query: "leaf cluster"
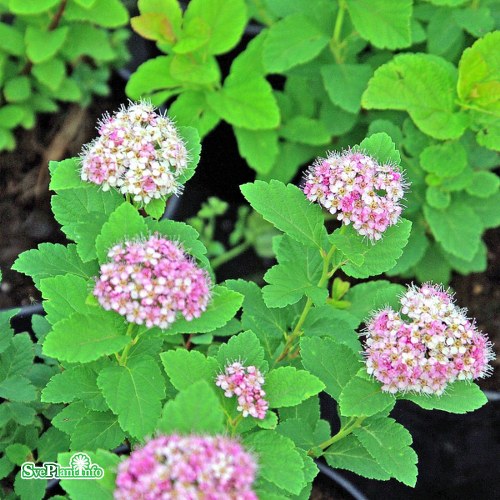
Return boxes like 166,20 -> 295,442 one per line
128,0 -> 499,282
5,131 -> 491,498
0,0 -> 130,152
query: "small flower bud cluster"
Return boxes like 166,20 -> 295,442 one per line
364,283 -> 494,395
94,234 -> 211,329
216,361 -> 268,420
114,434 -> 257,500
303,150 -> 407,241
81,101 -> 188,204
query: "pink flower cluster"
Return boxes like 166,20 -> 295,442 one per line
303,150 -> 407,241
115,434 -> 257,500
81,101 -> 188,205
216,362 -> 268,420
94,234 -> 211,329
364,283 -> 494,395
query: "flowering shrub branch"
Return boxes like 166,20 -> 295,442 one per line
5,103 -> 494,498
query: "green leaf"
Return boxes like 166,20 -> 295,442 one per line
64,0 -> 129,27
0,402 -> 36,426
4,76 -> 31,102
225,280 -> 287,359
280,116 -> 331,145
32,58 -> 66,91
442,240 -> 487,275
0,309 -> 16,354
325,434 -> 391,480
164,285 -> 243,334
14,471 -> 46,500
42,365 -> 107,412
339,373 -> 395,416
368,120 -> 403,148
427,9 -> 463,57
414,242 -> 452,284
25,26 -> 68,64
0,375 -> 36,402
37,428 -> 70,462
141,199 -> 165,219
463,191 -> 500,229
466,171 -> 500,198
263,235 -> 327,308
217,330 -> 266,369
0,333 -> 34,379
322,63 -> 372,113
97,356 -> 165,439
356,132 -> 401,165
52,402 -> 88,435
169,92 -> 220,138
353,417 -> 418,486
131,12 -> 178,44
159,380 -> 225,434
49,158 -> 84,191
234,128 -> 279,175
426,186 -> 451,209
160,349 -> 218,390
244,431 -> 305,494
182,0 -> 247,55
265,366 -> 324,408
345,0 -> 412,49
206,74 -> 280,130
276,418 -> 317,451
13,243 -> 98,288
345,281 -> 405,325
170,53 -> 220,84
403,381 -> 487,413
176,125 -> 201,185
420,142 -> 467,177
40,274 -> 92,325
453,7 -> 494,37
0,22 -> 25,56
458,31 -> 500,114
6,443 -> 31,466
95,203 -> 148,262
300,337 -> 361,400
61,24 -> 117,61
363,53 -> 468,140
59,450 -> 120,500
330,219 -> 412,278
301,306 -> 361,353
125,56 -> 178,100
279,396 -> 321,427
51,186 -> 123,261
9,0 -> 59,14
241,180 -> 327,249
263,13 -> 329,72
43,312 -> 129,363
259,142 -> 318,184
424,200 -> 482,260
386,221 -> 429,275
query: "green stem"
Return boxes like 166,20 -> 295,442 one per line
458,101 -> 500,117
311,417 -> 366,456
333,1 -> 346,44
330,0 -> 347,63
118,324 -> 137,366
211,240 -> 252,270
275,244 -> 337,363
